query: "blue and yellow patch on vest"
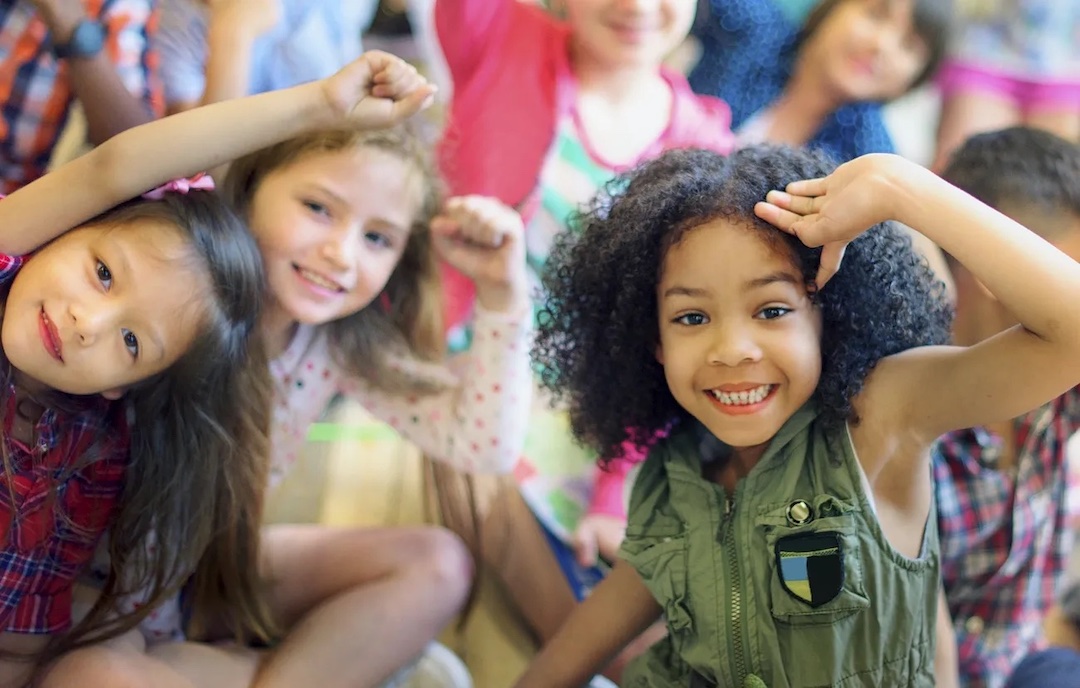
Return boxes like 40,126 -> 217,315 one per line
775,532 -> 844,608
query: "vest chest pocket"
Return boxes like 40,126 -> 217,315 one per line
622,527 -> 693,645
755,495 -> 870,626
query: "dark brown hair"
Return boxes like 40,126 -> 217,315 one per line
798,0 -> 953,94
18,190 -> 277,675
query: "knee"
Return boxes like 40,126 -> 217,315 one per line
409,526 -> 473,602
41,647 -> 145,688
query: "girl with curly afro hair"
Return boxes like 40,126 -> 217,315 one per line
516,145 -> 1080,688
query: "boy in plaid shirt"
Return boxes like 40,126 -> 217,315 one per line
934,126 -> 1080,688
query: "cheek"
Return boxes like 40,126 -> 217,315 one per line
358,250 -> 404,295
891,52 -> 924,91
251,205 -> 302,255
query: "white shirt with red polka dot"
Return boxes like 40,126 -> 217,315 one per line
268,305 -> 532,485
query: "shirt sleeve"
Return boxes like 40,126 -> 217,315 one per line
342,306 -> 533,474
688,0 -> 794,128
434,0 -> 515,89
1058,386 -> 1080,435
587,437 -> 660,518
153,0 -> 209,107
0,252 -> 25,288
101,0 -> 164,116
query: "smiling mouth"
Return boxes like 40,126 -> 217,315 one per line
39,309 -> 63,363
707,384 -> 775,406
292,264 -> 346,293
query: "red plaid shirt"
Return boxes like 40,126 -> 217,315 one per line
0,0 -> 162,193
0,253 -> 130,634
934,388 -> 1080,688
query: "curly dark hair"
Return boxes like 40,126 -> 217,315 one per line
942,126 -> 1080,232
534,146 -> 953,462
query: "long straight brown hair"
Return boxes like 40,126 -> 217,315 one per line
227,123 -> 494,624
10,191 -> 278,679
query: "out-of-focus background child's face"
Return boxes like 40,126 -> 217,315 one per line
799,0 -> 930,103
563,0 -> 699,69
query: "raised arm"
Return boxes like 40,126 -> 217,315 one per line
32,0 -> 158,144
434,0 -> 513,87
348,195 -> 533,474
0,51 -> 434,255
201,0 -> 280,107
757,154 -> 1080,442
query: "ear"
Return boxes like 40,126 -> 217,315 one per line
100,387 -> 126,401
655,343 -> 664,366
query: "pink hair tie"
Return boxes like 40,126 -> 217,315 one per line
142,173 -> 215,200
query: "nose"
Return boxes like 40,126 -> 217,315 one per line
706,320 -> 763,368
319,226 -> 358,272
869,21 -> 906,59
69,297 -> 121,346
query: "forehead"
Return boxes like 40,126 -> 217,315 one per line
661,219 -> 799,284
269,148 -> 425,212
823,0 -> 914,27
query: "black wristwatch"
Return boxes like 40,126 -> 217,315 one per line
52,20 -> 106,60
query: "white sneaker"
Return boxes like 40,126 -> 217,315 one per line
381,643 -> 473,688
589,677 -> 618,688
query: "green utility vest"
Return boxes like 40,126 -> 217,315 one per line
620,404 -> 938,687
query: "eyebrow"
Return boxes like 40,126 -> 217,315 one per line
109,241 -> 166,363
305,184 -> 411,237
662,285 -> 710,299
305,183 -> 350,209
744,271 -> 802,292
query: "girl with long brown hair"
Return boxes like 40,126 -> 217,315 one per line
44,88 -> 534,688
0,50 -> 438,688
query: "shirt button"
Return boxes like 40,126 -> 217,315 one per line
965,616 -> 985,635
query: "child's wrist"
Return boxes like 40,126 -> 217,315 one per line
874,155 -> 933,227
295,81 -> 343,130
475,281 -> 529,315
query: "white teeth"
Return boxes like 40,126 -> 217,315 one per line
297,267 -> 341,292
709,384 -> 773,406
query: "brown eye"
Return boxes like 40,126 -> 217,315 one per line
96,260 -> 113,288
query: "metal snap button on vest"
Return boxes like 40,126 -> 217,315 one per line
786,500 -> 814,526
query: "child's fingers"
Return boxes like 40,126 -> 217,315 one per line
815,243 -> 848,288
388,83 -> 437,119
372,59 -> 422,91
371,67 -> 429,100
765,190 -> 818,216
430,215 -> 460,237
754,201 -> 807,233
573,528 -> 599,568
361,51 -> 400,82
444,196 -> 522,248
786,177 -> 828,197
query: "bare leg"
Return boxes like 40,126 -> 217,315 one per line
481,487 -> 664,683
932,90 -> 1020,172
37,629 -> 221,688
251,524 -> 472,688
0,633 -> 49,688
